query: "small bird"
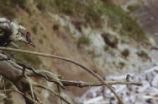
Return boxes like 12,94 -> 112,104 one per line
0,18 -> 34,47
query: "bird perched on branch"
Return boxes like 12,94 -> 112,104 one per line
0,18 -> 34,47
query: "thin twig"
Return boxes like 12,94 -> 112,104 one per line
27,69 -> 142,88
57,84 -> 62,104
61,80 -> 142,87
0,47 -> 123,104
33,83 -> 71,104
26,76 -> 36,102
28,69 -> 142,87
4,78 -> 39,104
17,63 -> 64,88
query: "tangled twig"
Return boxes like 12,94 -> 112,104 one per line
0,47 -> 130,104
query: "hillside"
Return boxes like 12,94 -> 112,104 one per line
0,0 -> 157,104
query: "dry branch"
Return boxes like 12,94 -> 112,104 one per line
61,80 -> 142,87
27,68 -> 142,87
25,66 -> 142,88
0,53 -> 70,104
0,47 -> 124,104
0,53 -> 35,103
0,51 -> 143,104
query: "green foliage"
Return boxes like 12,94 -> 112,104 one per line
12,53 -> 42,68
37,0 -> 46,11
36,0 -> 53,11
5,45 -> 42,69
0,0 -> 146,41
53,0 -> 76,15
120,15 -> 146,41
54,0 -> 145,41
37,0 -> 146,41
85,1 -> 104,26
5,43 -> 42,68
103,3 -> 146,41
37,0 -> 104,26
78,35 -> 91,44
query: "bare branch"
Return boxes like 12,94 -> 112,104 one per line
61,80 -> 142,87
26,76 -> 36,102
26,67 -> 142,87
0,47 -> 124,104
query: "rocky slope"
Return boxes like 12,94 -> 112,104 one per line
0,0 -> 158,104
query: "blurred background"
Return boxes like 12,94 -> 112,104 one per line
0,0 -> 158,104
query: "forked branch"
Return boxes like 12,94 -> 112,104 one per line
0,47 -> 125,104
